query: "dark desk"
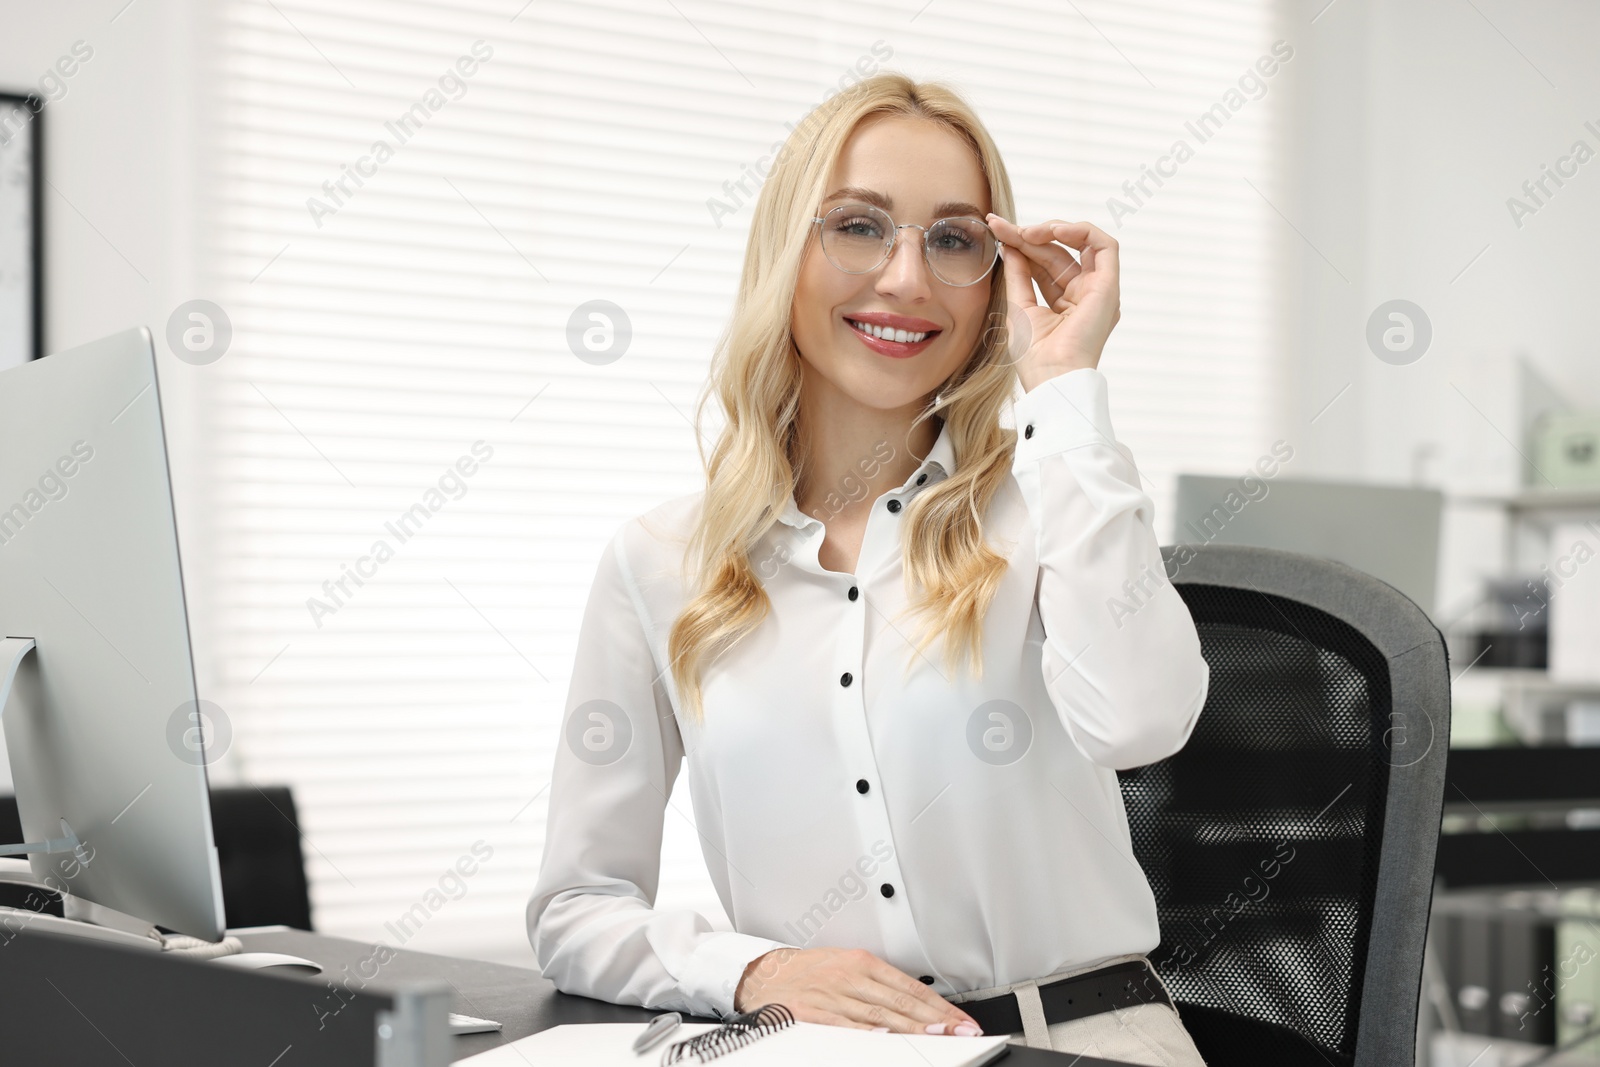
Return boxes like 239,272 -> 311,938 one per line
236,927 -> 1139,1065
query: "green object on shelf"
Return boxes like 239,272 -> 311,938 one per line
1533,412 -> 1600,488
1450,699 -> 1519,747
1556,887 -> 1600,1058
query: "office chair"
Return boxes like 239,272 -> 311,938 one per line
210,785 -> 314,930
1116,544 -> 1450,1067
0,785 -> 313,931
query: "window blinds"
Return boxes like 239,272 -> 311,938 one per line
199,0 -> 1283,965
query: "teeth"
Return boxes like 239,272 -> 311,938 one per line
848,319 -> 930,344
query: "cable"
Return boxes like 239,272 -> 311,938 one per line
160,933 -> 244,959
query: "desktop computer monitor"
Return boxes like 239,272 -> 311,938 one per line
1171,472 -> 1444,618
0,327 -> 225,941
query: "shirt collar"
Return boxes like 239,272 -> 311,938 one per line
776,419 -> 955,531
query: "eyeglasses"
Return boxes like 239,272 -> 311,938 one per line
809,202 -> 1000,287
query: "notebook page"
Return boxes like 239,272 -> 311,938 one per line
451,1023 -> 722,1065
702,1020 -> 1011,1066
452,1021 -> 1011,1067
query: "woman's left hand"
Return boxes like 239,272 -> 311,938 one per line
985,214 -> 1121,391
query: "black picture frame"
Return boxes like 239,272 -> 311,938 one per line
0,90 -> 44,364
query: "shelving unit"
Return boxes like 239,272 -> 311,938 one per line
1425,488 -> 1600,1065
1449,487 -> 1600,583
1451,668 -> 1600,747
1444,487 -> 1600,747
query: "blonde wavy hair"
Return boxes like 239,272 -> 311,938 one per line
667,72 -> 1023,724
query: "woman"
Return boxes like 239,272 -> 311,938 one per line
528,72 -> 1210,1065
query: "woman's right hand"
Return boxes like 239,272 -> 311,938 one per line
733,947 -> 983,1036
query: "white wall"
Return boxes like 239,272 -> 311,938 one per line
1280,0 -> 1600,624
0,0 -> 213,789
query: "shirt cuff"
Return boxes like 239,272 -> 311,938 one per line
678,931 -> 796,1020
1012,367 -> 1118,463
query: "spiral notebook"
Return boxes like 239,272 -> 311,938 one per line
452,1004 -> 1012,1066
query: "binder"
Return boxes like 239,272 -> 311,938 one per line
1450,911 -> 1495,1036
1494,910 -> 1556,1044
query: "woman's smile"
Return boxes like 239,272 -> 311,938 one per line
841,310 -> 944,359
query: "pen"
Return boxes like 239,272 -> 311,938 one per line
633,1012 -> 682,1053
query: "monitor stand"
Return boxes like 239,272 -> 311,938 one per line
0,872 -> 165,951
0,637 -> 165,952
0,636 -> 34,732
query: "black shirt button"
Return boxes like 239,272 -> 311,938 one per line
847,585 -> 858,601
1024,424 -> 1034,439
856,779 -> 869,794
916,473 -> 927,486
840,672 -> 853,687
886,499 -> 902,514
880,883 -> 895,898
920,975 -> 934,984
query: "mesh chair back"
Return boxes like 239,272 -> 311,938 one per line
1118,545 -> 1449,1067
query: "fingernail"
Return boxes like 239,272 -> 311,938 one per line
871,1026 -> 890,1032
954,1023 -> 981,1036
925,1022 -> 947,1034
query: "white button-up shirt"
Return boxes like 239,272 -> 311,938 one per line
527,367 -> 1210,1022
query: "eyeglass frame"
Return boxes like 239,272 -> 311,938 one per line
808,201 -> 1002,288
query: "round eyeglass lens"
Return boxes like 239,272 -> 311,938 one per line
817,203 -> 998,286
925,217 -> 999,286
818,203 -> 895,273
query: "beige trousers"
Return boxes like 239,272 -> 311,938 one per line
944,952 -> 1208,1066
